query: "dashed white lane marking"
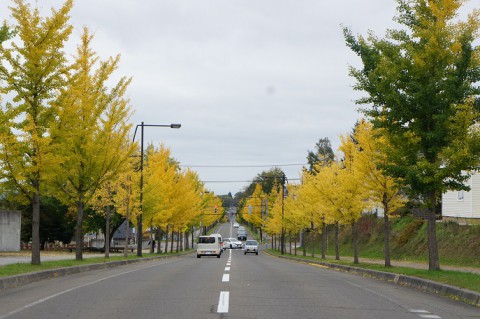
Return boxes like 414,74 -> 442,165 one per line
410,310 -> 429,313
222,274 -> 230,282
409,310 -> 441,319
225,267 -> 230,271
218,291 -> 229,313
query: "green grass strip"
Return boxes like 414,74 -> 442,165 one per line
0,251 -> 190,278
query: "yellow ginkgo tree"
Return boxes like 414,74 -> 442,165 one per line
50,27 -> 134,260
142,144 -> 223,252
112,164 -> 140,257
338,131 -> 373,264
241,184 -> 267,238
0,0 -> 73,265
351,120 -> 407,267
311,162 -> 344,260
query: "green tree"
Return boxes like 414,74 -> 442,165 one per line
344,0 -> 480,270
306,137 -> 335,173
0,0 -> 73,264
0,21 -> 15,43
21,196 -> 75,248
50,27 -> 134,260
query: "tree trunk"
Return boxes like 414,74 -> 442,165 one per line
124,203 -> 130,258
334,222 -> 340,260
104,205 -> 111,258
31,185 -> 41,265
427,191 -> 440,270
311,230 -> 315,258
294,234 -> 297,256
164,225 -> 169,254
156,228 -> 162,254
192,227 -> 195,249
170,228 -> 174,253
302,230 -> 306,256
321,222 -> 327,259
150,223 -> 155,254
352,221 -> 359,264
75,197 -> 85,260
289,232 -> 292,254
176,227 -> 180,253
383,193 -> 391,267
184,231 -> 188,250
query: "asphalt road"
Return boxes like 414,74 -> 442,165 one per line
0,223 -> 478,319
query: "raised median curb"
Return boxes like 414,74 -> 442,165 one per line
265,251 -> 480,307
0,251 -> 194,291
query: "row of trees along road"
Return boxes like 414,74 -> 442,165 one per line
343,0 -> 480,270
239,123 -> 405,268
141,145 -> 223,253
239,1 -> 480,271
0,0 -> 135,264
0,1 -> 224,264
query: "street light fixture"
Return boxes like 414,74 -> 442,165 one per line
132,121 -> 181,256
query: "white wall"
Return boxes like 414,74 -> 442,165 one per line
442,173 -> 480,219
0,210 -> 21,252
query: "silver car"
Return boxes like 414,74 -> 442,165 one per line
244,240 -> 258,255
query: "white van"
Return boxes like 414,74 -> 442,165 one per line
197,235 -> 222,258
210,233 -> 224,252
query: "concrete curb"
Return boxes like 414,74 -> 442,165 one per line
0,251 -> 194,291
265,251 -> 480,307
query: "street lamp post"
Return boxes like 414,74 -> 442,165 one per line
132,122 -> 181,256
281,173 -> 286,255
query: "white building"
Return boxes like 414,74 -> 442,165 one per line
442,173 -> 480,225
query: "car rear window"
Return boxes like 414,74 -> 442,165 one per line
245,240 -> 257,245
199,237 -> 216,244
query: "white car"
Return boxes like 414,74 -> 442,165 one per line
233,223 -> 239,228
223,238 -> 243,249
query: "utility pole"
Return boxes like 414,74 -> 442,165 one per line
281,173 -> 286,255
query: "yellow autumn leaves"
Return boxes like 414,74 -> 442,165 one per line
141,145 -> 223,237
247,121 -> 406,263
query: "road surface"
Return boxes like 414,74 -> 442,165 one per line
0,223 -> 478,319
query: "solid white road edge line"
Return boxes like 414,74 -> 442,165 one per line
217,291 -> 229,313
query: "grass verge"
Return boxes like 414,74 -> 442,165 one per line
266,249 -> 480,293
0,251 -> 191,278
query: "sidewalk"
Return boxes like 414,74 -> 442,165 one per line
0,251 -> 123,266
332,256 -> 480,275
282,249 -> 480,275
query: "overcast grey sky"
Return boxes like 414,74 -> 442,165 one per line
1,1 -> 477,195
